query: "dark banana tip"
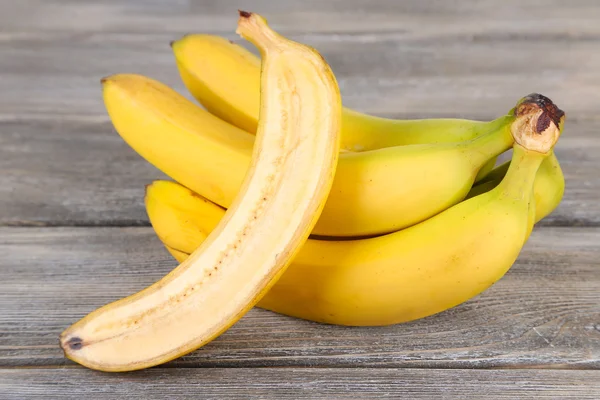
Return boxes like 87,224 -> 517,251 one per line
515,93 -> 565,134
238,10 -> 252,18
171,33 -> 193,48
61,336 -> 83,351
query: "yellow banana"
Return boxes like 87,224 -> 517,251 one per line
146,181 -> 223,258
466,151 -> 564,223
59,12 -> 342,371
153,147 -> 563,264
172,34 -> 504,151
172,33 -> 500,180
148,94 -> 564,326
104,73 -> 527,237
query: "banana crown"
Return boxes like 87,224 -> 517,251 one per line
510,93 -> 565,154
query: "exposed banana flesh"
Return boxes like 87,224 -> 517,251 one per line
59,11 -> 342,371
147,95 -> 564,326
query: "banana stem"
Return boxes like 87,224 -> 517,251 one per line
236,11 -> 280,54
478,159 -> 510,184
496,145 -> 545,201
462,115 -> 514,168
493,93 -> 565,203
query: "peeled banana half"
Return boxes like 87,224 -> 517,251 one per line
60,12 -> 342,372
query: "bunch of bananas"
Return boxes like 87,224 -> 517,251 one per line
105,25 -> 565,327
60,11 -> 565,372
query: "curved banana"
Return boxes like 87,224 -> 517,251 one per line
104,73 -> 528,237
173,34 -> 503,151
466,151 -> 564,223
148,94 -> 564,326
59,12 -> 342,371
146,181 -> 223,256
172,33 -> 500,180
154,147 -> 563,271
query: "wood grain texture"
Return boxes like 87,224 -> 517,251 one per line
1,226 -> 599,369
1,368 -> 600,400
1,18 -> 600,119
0,119 -> 167,226
3,0 -> 600,36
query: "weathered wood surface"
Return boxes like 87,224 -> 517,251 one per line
2,3 -> 600,119
4,0 -> 600,36
1,226 -> 599,369
0,119 -> 167,226
2,368 -> 600,400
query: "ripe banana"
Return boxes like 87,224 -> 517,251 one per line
172,33 -> 501,179
172,34 -> 505,152
104,72 -> 528,236
148,94 -> 564,327
59,11 -> 342,371
467,152 -> 564,222
149,145 -> 564,269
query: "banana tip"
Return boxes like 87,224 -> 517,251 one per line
171,34 -> 193,49
63,336 -> 84,351
238,10 -> 252,18
144,182 -> 154,196
59,331 -> 84,363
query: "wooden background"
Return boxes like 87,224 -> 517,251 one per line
1,1 -> 599,398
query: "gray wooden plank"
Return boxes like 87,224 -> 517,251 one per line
2,0 -> 600,36
1,368 -> 600,400
1,117 -> 597,226
0,119 -> 166,226
1,226 -> 599,369
1,26 -> 600,118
